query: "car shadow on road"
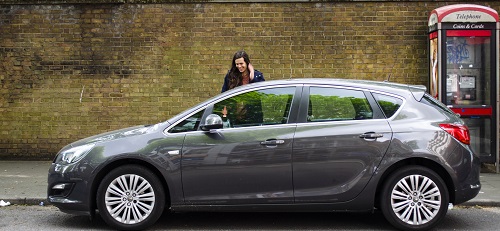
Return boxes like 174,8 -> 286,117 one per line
54,207 -> 490,231
152,210 -> 396,230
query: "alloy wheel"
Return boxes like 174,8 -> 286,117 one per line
390,174 -> 441,225
104,174 -> 156,224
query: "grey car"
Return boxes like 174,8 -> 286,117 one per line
47,79 -> 481,231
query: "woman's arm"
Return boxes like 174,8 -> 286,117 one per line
248,63 -> 255,81
251,70 -> 265,83
221,73 -> 230,93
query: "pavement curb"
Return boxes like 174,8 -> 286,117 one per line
4,198 -> 48,206
460,201 -> 500,207
3,198 -> 500,208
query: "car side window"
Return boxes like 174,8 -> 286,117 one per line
372,93 -> 403,118
168,110 -> 204,133
213,87 -> 295,128
308,87 -> 373,122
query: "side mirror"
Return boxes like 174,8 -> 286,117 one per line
200,114 -> 223,131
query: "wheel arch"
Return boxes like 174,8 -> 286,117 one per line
89,158 -> 171,214
374,157 -> 455,208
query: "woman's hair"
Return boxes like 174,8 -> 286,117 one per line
228,50 -> 251,90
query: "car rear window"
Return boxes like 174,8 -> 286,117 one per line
372,93 -> 403,118
420,94 -> 456,117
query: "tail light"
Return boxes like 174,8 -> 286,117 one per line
439,123 -> 470,145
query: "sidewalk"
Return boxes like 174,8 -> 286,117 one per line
0,161 -> 499,207
0,161 -> 50,205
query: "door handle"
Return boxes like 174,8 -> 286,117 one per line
260,139 -> 285,145
167,150 -> 180,155
359,133 -> 383,139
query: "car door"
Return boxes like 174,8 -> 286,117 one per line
292,86 -> 392,203
180,86 -> 300,205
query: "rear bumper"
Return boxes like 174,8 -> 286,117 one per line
453,148 -> 482,205
454,182 -> 481,205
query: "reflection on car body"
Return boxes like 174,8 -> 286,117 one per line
48,79 -> 481,231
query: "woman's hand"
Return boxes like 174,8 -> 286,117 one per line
248,63 -> 255,81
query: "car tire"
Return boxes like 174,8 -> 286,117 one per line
380,166 -> 449,231
96,165 -> 165,230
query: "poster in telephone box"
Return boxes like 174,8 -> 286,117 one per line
428,4 -> 499,165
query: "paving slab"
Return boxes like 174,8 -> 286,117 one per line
0,161 -> 51,205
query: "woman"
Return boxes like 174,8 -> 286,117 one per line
221,51 -> 265,93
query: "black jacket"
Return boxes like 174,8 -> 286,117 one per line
221,70 -> 265,93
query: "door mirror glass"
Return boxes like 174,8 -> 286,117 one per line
200,114 -> 223,131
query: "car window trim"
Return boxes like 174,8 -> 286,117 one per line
166,84 -> 303,134
368,90 -> 407,120
286,85 -> 303,124
206,86 -> 300,128
164,107 -> 208,135
364,91 -> 387,120
294,117 -> 390,128
299,84 -> 382,123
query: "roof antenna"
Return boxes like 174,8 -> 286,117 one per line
289,42 -> 293,79
384,39 -> 398,82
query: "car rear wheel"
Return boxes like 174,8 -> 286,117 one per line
380,166 -> 449,231
96,165 -> 165,230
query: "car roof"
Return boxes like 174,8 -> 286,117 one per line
228,78 -> 427,100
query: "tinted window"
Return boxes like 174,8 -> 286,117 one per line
213,87 -> 295,128
373,93 -> 403,118
308,87 -> 373,122
421,94 -> 456,117
168,110 -> 204,133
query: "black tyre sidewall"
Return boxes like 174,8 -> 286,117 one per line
96,165 -> 165,231
380,166 -> 449,231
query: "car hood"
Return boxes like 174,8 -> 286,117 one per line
68,121 -> 171,148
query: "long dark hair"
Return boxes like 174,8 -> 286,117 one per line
228,50 -> 251,90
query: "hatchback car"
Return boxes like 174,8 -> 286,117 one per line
48,79 -> 481,231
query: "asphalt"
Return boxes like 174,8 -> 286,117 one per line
1,161 -> 500,207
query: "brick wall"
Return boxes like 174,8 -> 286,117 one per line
1,1 -> 499,159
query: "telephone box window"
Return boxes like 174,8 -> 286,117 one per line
445,36 -> 491,106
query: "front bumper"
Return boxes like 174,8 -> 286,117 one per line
47,163 -> 93,215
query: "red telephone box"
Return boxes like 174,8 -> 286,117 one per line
428,4 -> 499,167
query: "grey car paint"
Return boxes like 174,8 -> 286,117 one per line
181,124 -> 297,204
47,78 -> 481,226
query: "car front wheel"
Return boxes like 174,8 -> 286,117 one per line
97,165 -> 165,230
380,166 -> 449,231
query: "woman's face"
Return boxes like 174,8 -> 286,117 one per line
235,57 -> 247,73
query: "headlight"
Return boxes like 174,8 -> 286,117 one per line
56,143 -> 95,165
